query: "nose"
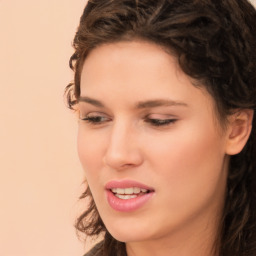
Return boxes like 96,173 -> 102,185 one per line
103,121 -> 143,171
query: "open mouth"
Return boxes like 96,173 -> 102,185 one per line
110,187 -> 151,200
105,180 -> 155,211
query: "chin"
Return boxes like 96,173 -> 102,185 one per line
109,230 -> 149,243
103,217 -> 156,243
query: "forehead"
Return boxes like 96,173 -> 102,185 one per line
81,40 -> 176,82
81,41 -> 188,93
81,40 -> 216,113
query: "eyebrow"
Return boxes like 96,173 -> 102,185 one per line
136,99 -> 188,109
78,96 -> 105,107
78,96 -> 188,109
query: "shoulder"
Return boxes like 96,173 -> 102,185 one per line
83,241 -> 103,256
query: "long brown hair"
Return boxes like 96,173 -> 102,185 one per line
66,0 -> 256,255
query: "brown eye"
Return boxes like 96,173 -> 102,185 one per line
81,115 -> 111,125
144,118 -> 177,126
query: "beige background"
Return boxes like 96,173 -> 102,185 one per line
0,0 -> 88,255
0,0 -> 255,256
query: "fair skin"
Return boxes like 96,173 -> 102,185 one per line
77,41 -> 252,256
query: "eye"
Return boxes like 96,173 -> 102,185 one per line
144,116 -> 178,127
80,113 -> 111,125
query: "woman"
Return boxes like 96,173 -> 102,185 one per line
66,0 -> 256,255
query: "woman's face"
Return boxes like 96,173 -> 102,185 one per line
77,41 -> 230,246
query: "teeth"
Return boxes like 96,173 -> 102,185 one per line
133,187 -> 140,193
111,187 -> 148,195
124,188 -> 134,194
116,188 -> 125,194
115,194 -> 137,200
111,188 -> 117,193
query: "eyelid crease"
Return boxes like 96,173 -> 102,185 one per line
79,111 -> 108,118
146,113 -> 178,118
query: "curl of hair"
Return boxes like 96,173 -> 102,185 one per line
65,0 -> 256,255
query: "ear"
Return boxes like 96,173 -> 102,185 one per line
225,109 -> 254,155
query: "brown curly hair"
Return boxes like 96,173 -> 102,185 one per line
65,0 -> 256,255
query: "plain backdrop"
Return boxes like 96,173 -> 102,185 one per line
0,0 -> 255,256
0,0 -> 88,255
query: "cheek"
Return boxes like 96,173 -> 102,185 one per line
77,127 -> 104,178
77,128 -> 107,205
142,126 -> 227,229
145,124 -> 226,196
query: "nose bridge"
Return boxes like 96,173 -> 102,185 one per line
104,119 -> 142,169
110,119 -> 130,149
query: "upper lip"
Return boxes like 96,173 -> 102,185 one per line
105,179 -> 155,191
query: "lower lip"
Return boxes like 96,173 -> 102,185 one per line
106,190 -> 154,212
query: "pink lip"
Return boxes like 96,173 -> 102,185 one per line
105,180 -> 154,191
105,180 -> 155,212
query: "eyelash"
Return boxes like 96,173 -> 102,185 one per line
81,115 -> 177,127
144,118 -> 177,126
81,116 -> 110,124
